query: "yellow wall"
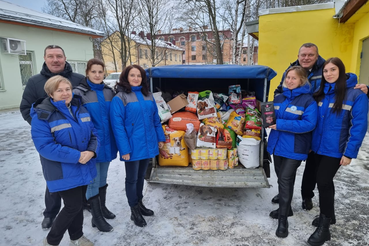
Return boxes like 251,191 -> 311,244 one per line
258,8 -> 355,100
349,3 -> 369,75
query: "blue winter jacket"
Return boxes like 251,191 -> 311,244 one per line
267,83 -> 318,160
31,96 -> 98,192
73,78 -> 117,163
312,73 -> 368,159
110,86 -> 166,161
274,56 -> 326,96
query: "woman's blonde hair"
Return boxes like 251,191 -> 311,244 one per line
44,75 -> 72,97
282,66 -> 309,88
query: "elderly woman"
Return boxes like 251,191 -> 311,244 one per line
31,75 -> 98,246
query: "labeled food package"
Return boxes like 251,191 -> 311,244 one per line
230,103 -> 245,116
168,112 -> 200,131
213,93 -> 229,110
208,149 -> 218,160
202,160 -> 210,170
243,128 -> 261,141
228,85 -> 241,104
260,102 -> 276,127
159,125 -> 189,166
153,92 -> 172,123
228,149 -> 237,169
225,111 -> 245,135
237,136 -> 260,169
191,148 -> 202,160
217,148 -> 227,160
192,159 -> 202,170
203,117 -> 224,129
185,92 -> 199,113
197,123 -> 217,148
244,108 -> 262,130
218,160 -> 228,170
242,96 -> 257,109
210,160 -> 219,170
197,90 -> 217,120
224,127 -> 237,148
167,94 -> 189,114
216,128 -> 233,149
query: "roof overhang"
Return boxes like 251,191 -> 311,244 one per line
245,20 -> 259,40
334,0 -> 369,23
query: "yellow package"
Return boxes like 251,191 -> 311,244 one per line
203,117 -> 224,129
159,125 -> 189,166
225,111 -> 245,135
210,160 -> 219,170
202,160 -> 210,170
192,160 -> 202,170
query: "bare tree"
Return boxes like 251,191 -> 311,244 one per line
137,0 -> 173,67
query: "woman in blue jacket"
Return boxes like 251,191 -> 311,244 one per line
73,59 -> 117,232
307,57 -> 368,246
31,75 -> 97,246
267,66 -> 317,238
110,65 -> 165,227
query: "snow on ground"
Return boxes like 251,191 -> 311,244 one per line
0,109 -> 368,246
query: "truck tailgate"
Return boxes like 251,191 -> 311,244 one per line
148,166 -> 270,188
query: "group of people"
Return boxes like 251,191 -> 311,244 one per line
20,45 -> 164,246
20,43 -> 368,246
267,43 -> 368,246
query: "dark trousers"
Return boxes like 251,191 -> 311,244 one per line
43,186 -> 61,218
125,159 -> 150,207
46,186 -> 85,245
301,151 -> 317,199
315,154 -> 340,218
274,155 -> 301,216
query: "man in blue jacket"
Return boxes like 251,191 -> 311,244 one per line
20,45 -> 84,230
272,43 -> 369,214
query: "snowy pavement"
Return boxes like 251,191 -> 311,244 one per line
1,109 -> 368,246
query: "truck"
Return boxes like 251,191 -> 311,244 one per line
145,65 -> 277,188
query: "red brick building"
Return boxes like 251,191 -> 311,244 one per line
155,27 -> 233,64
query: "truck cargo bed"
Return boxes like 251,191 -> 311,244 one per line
148,166 -> 270,188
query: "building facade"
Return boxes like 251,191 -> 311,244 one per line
0,0 -> 103,110
101,32 -> 184,74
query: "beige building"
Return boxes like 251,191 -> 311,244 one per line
101,32 -> 184,74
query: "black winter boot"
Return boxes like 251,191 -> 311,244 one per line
276,215 -> 288,238
312,214 -> 336,227
131,204 -> 147,227
138,200 -> 154,216
99,184 -> 116,219
89,195 -> 113,232
307,214 -> 331,246
269,207 -> 293,219
271,194 -> 279,204
302,198 -> 313,210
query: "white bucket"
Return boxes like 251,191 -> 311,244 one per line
237,137 -> 260,168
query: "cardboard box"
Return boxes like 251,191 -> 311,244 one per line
167,94 -> 189,114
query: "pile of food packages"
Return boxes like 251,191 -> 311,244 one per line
154,85 -> 275,171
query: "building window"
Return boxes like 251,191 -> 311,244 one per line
191,35 -> 196,42
191,46 -> 196,51
156,51 -> 159,59
145,49 -> 148,59
243,49 -> 247,54
180,41 -> 185,46
139,49 -> 143,59
175,54 -> 177,61
202,45 -> 206,51
202,54 -> 207,60
159,37 -> 164,41
169,36 -> 175,43
219,34 -> 224,40
69,61 -> 87,74
170,53 -> 172,61
191,55 -> 196,60
243,57 -> 246,62
19,52 -> 35,86
201,34 -> 207,41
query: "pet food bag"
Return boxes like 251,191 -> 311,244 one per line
197,90 -> 217,120
228,85 -> 241,104
237,136 -> 260,169
168,112 -> 201,131
260,102 -> 276,127
197,123 -> 217,148
185,92 -> 199,113
159,125 -> 189,166
225,111 -> 245,135
153,92 -> 172,123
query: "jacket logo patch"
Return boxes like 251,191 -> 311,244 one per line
51,123 -> 72,133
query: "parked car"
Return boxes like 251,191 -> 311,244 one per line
103,72 -> 120,88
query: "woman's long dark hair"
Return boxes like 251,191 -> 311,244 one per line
115,65 -> 149,96
313,57 -> 347,114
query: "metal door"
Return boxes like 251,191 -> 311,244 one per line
359,38 -> 369,132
